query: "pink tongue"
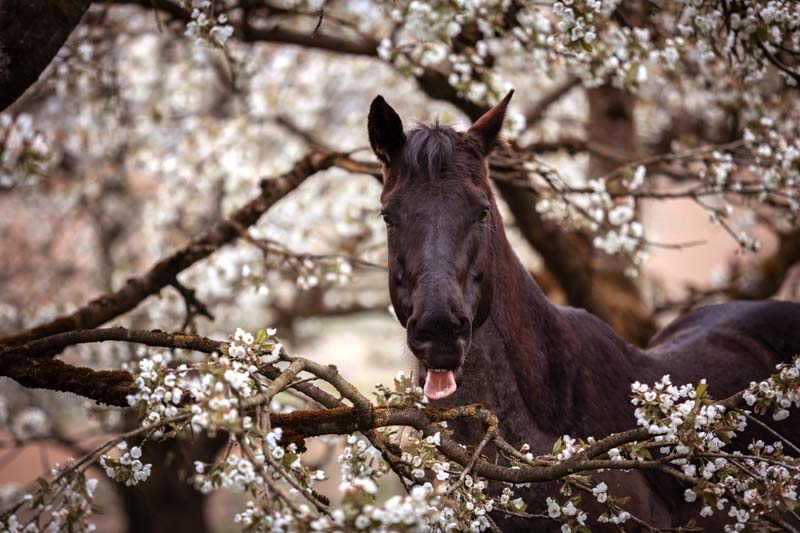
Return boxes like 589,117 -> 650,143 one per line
424,370 -> 457,400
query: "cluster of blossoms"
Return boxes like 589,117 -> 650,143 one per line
292,257 -> 353,291
541,465 -> 635,527
215,429 -> 326,529
401,430 -> 448,481
631,375 -> 743,453
339,435 -> 388,494
535,166 -> 648,271
537,1 -> 669,89
526,1 -> 800,90
544,495 -> 588,531
9,407 -> 50,442
628,360 -> 800,530
331,433 -> 521,531
341,483 -> 441,531
224,431 -> 491,532
125,327 -> 282,434
124,350 -> 184,425
376,0 -> 676,99
741,105 -> 800,213
0,467 -> 99,532
699,151 -> 738,192
0,113 -> 51,189
679,436 -> 800,533
550,434 -> 590,462
181,0 -> 234,48
99,442 -> 152,486
678,1 -> 800,85
743,356 -> 800,421
586,481 -> 630,526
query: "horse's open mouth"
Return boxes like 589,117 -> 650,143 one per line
420,365 -> 463,400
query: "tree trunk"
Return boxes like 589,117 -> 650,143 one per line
0,0 -> 91,111
584,86 -> 657,346
114,433 -> 226,533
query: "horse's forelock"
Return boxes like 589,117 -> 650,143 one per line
399,124 -> 473,180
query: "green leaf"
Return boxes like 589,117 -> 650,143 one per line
552,436 -> 563,454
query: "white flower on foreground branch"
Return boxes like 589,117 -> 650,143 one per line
1,327 -> 799,532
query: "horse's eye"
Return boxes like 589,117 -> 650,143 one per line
477,207 -> 490,222
382,214 -> 394,228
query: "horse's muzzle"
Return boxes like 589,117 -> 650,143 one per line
410,337 -> 467,400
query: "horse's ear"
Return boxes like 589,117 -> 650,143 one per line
466,89 -> 514,156
368,95 -> 406,165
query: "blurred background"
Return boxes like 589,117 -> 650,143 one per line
0,0 -> 798,530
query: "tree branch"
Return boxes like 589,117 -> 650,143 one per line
0,353 -> 134,406
0,326 -> 223,359
0,148 -> 343,347
524,77 -> 580,127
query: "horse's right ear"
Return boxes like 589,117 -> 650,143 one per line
368,95 -> 405,165
466,89 -> 513,156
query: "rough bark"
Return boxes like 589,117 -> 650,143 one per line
0,352 -> 134,405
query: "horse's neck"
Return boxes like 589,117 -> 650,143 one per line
466,238 -> 652,447
453,314 -> 555,450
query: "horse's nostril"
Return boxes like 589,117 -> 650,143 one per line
448,304 -> 460,319
408,339 -> 432,356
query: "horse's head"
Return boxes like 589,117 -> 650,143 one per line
367,91 -> 513,400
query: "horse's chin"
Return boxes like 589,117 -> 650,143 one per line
419,364 -> 464,400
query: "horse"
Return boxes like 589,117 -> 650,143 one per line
366,90 -> 800,531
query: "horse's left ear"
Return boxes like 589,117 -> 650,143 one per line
368,95 -> 406,165
466,89 -> 514,156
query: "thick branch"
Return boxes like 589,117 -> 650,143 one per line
0,327 -> 224,406
0,326 -> 223,359
0,354 -> 134,406
243,26 -> 379,56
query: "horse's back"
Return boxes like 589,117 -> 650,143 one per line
646,300 -> 800,397
650,299 -> 800,354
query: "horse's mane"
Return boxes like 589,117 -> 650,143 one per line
400,123 -> 462,179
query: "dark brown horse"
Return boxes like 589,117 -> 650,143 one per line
367,90 -> 800,531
